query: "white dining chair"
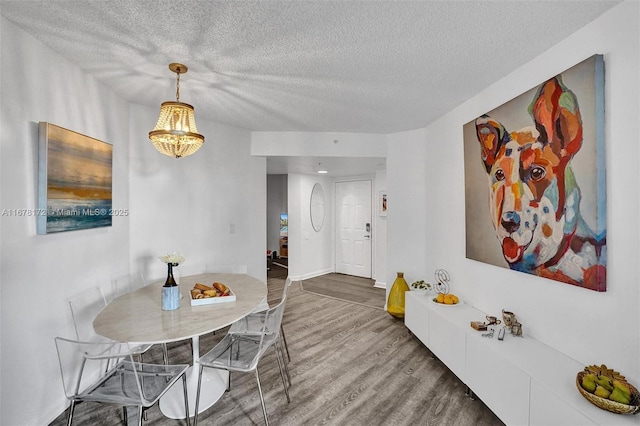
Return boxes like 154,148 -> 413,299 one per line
112,271 -> 147,300
69,286 -> 167,366
68,287 -> 111,342
228,277 -> 293,383
54,337 -> 190,426
194,294 -> 290,426
111,273 -> 170,365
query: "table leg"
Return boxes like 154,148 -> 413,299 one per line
124,406 -> 140,424
159,336 -> 229,419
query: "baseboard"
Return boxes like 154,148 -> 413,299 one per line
42,398 -> 69,426
288,268 -> 333,282
374,281 -> 386,289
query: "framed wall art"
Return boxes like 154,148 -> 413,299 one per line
463,55 -> 606,291
37,122 -> 113,234
379,191 -> 387,217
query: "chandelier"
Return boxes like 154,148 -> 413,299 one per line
148,63 -> 204,158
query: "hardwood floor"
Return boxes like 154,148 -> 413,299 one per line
267,259 -> 288,279
301,273 -> 385,309
50,275 -> 504,426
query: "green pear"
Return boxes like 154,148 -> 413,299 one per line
581,374 -> 597,393
612,379 -> 632,398
594,385 -> 611,399
609,387 -> 632,405
596,375 -> 614,392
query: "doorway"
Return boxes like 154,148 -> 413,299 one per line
335,179 -> 372,278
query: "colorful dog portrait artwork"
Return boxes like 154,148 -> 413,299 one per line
463,55 -> 606,291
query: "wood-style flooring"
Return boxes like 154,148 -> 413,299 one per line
301,273 -> 385,309
50,273 -> 504,426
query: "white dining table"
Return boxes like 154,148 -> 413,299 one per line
93,272 -> 267,419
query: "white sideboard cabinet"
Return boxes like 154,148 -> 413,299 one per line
404,291 -> 638,426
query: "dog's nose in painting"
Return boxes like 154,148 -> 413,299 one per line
501,212 -> 520,233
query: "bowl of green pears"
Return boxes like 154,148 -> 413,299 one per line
577,364 -> 640,415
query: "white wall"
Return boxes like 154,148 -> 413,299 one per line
287,173 -> 334,280
0,17 -> 268,425
0,18 -> 130,425
270,170 -> 386,284
252,131 -> 387,157
386,127 -> 429,290
3,3 -> 636,424
253,131 -> 388,283
387,2 -> 640,383
128,103 -> 266,283
374,169 -> 387,288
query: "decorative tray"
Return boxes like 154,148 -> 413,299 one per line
189,282 -> 236,306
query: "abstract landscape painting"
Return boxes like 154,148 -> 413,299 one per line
38,123 -> 112,234
463,55 -> 606,291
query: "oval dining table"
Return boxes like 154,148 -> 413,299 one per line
93,272 -> 267,419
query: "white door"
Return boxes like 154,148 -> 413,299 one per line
335,180 -> 372,278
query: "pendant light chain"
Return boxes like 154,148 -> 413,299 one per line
175,68 -> 181,102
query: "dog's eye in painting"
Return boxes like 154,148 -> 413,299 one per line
494,169 -> 505,181
529,166 -> 545,182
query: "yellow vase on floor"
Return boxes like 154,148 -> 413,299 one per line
387,272 -> 409,318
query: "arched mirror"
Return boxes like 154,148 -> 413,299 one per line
310,183 -> 325,232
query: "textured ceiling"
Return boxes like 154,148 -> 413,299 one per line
0,1 -> 620,175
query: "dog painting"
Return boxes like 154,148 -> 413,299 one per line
464,55 -> 606,291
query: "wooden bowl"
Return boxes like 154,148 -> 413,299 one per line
576,371 -> 640,415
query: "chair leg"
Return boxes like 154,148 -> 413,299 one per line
137,353 -> 148,413
137,406 -> 143,426
227,343 -> 233,391
194,365 -> 205,426
275,339 -> 291,389
66,400 -> 76,426
162,343 -> 169,366
274,343 -> 291,403
254,368 -> 269,426
280,325 -> 291,363
182,373 -> 191,426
